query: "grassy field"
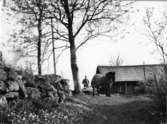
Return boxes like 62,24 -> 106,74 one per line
6,94 -> 161,124
71,94 -> 161,124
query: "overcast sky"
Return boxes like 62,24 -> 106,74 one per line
1,1 -> 167,89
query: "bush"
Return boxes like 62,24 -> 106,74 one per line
145,66 -> 167,121
10,98 -> 59,114
150,77 -> 166,117
134,82 -> 146,95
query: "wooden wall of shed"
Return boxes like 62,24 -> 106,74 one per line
111,81 -> 138,95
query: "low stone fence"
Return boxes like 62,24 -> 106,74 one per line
0,62 -> 70,108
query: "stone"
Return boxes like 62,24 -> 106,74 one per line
20,71 -> 35,87
48,91 -> 59,102
7,81 -> 20,92
57,90 -> 66,103
0,51 -> 2,62
33,75 -> 70,101
0,81 -> 6,93
0,61 -> 5,69
35,76 -> 53,91
0,96 -> 7,108
17,78 -> 27,98
17,75 -> 22,80
27,87 -> 41,99
56,82 -> 63,90
0,69 -> 7,81
61,79 -> 70,92
5,92 -> 19,99
43,74 -> 62,84
38,82 -> 54,92
5,67 -> 17,80
50,84 -> 57,91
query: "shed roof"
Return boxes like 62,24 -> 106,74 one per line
96,64 -> 164,82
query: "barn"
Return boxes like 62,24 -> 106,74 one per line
96,64 -> 164,95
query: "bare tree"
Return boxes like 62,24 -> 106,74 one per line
50,17 -> 56,74
48,0 -> 130,94
144,9 -> 167,64
11,0 -> 70,75
42,16 -> 70,74
12,0 -> 49,75
9,0 -> 131,94
109,55 -> 124,66
3,0 -> 6,6
144,9 -> 167,120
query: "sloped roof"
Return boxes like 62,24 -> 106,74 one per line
96,64 -> 164,82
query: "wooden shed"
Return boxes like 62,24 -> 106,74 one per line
96,64 -> 164,95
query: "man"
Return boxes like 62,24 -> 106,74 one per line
82,76 -> 89,89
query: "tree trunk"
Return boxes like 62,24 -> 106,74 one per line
63,0 -> 81,94
3,0 -> 6,6
37,18 -> 42,75
70,38 -> 81,94
68,24 -> 81,94
51,17 -> 56,74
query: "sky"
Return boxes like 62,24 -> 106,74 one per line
0,1 -> 167,89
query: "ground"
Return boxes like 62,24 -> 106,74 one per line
69,94 -> 160,124
6,94 -> 161,124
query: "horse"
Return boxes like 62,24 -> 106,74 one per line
91,72 -> 114,96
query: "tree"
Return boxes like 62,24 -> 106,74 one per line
10,0 -> 131,94
11,0 -> 69,75
50,17 -> 56,74
144,9 -> 167,64
144,9 -> 167,120
48,0 -> 130,94
109,55 -> 124,66
12,0 -> 48,75
3,0 -> 6,6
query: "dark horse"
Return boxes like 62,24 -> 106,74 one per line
91,72 -> 114,96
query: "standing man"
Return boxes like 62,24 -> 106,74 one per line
82,76 -> 89,89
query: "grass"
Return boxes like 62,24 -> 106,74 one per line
74,94 -> 161,124
93,101 -> 159,124
2,94 -> 161,124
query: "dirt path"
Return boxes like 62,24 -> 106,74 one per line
76,95 -> 158,124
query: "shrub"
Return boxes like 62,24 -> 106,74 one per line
151,76 -> 166,117
145,66 -> 167,121
134,82 -> 146,95
10,98 -> 59,114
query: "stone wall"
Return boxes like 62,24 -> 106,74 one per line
0,52 -> 70,108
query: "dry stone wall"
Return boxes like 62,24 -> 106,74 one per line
0,53 -> 70,108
